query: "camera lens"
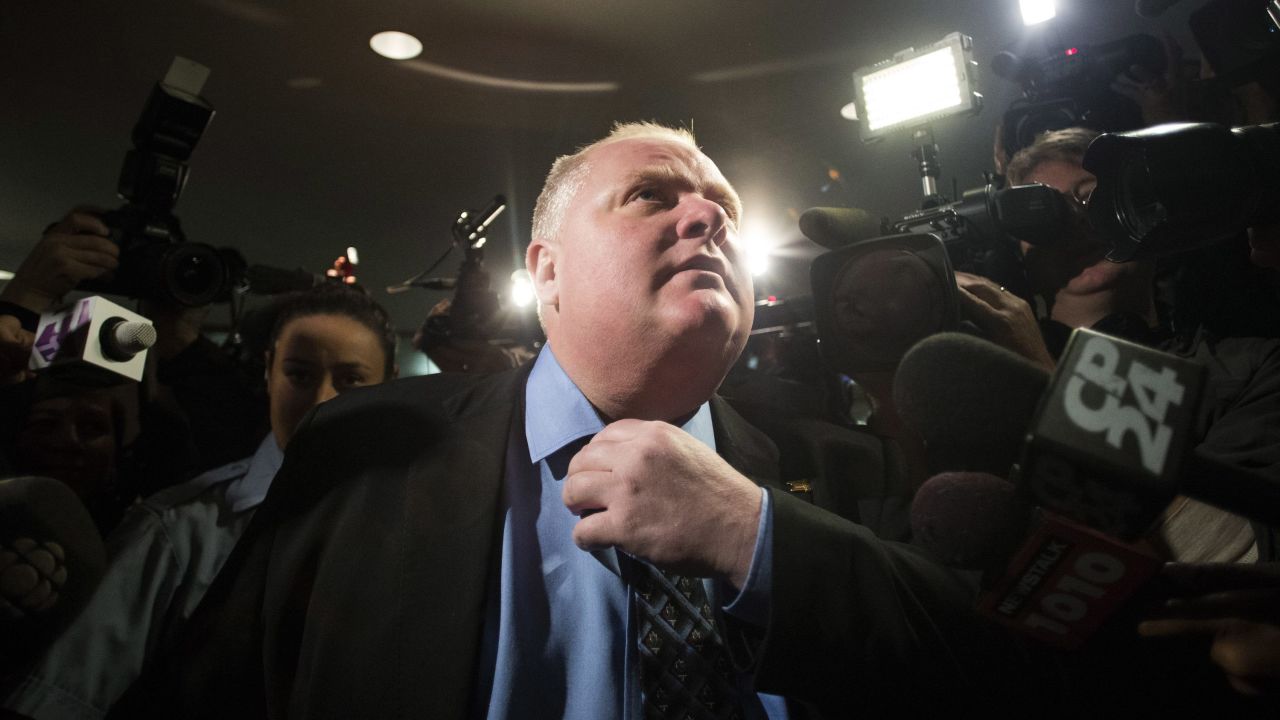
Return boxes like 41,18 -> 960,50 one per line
162,243 -> 224,306
1115,151 -> 1167,241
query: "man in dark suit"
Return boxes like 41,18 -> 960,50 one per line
115,122 -> 1015,719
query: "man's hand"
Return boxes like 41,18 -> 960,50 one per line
1110,34 -> 1188,126
1139,562 -> 1280,698
954,271 -> 1055,373
563,419 -> 762,589
0,314 -> 35,384
0,209 -> 118,314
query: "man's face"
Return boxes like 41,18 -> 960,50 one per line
1020,159 -> 1148,296
540,137 -> 754,372
17,394 -> 118,502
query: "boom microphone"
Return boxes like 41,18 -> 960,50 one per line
798,207 -> 884,250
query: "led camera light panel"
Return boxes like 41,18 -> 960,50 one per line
852,32 -> 982,141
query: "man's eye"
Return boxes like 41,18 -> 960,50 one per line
632,187 -> 661,202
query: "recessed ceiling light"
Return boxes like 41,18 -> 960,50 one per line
370,31 -> 422,60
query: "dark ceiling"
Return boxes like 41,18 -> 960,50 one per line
0,0 -> 1201,338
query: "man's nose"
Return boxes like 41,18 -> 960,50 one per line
675,194 -> 728,245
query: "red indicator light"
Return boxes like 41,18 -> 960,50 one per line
1065,47 -> 1079,56
767,295 -> 777,303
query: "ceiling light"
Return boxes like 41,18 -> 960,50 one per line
370,31 -> 423,60
1019,0 -> 1057,26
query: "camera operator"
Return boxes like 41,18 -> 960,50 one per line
0,205 -> 270,518
1004,126 -> 1280,707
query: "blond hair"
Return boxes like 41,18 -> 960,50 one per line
1005,127 -> 1102,185
530,122 -> 699,245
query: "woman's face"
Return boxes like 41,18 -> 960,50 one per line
266,313 -> 389,449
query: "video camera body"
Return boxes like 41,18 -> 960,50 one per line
994,34 -> 1167,161
892,182 -> 1071,273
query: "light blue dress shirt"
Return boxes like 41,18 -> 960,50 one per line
471,346 -> 788,719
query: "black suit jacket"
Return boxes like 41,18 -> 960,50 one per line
115,367 -> 1026,719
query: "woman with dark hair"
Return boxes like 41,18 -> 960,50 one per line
2,283 -> 397,719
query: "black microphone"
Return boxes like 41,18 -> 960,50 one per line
893,332 -> 1048,477
894,329 -> 1280,538
910,471 -> 1161,649
0,476 -> 108,656
1134,0 -> 1184,18
798,207 -> 884,250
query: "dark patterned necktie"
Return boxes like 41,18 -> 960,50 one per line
635,562 -> 742,719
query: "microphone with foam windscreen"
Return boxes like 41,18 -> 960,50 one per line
1,476 -> 108,658
893,332 -> 1049,477
895,329 -> 1280,539
910,471 -> 1161,649
798,207 -> 886,250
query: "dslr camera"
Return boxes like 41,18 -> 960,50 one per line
81,59 -> 246,307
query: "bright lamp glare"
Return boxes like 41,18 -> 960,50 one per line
740,225 -> 775,277
370,31 -> 423,60
346,246 -> 360,264
510,269 -> 535,308
1019,0 -> 1056,26
860,47 -> 962,132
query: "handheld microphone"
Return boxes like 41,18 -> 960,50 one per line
893,332 -> 1048,476
1,476 -> 108,656
895,329 -> 1280,539
911,471 -> 1161,649
29,296 -> 156,384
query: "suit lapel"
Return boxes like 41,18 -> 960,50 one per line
711,395 -> 783,491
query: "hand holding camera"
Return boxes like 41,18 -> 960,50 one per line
0,209 -> 118,315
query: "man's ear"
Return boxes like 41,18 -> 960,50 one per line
527,239 -> 559,310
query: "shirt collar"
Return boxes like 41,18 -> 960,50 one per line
523,344 -> 716,466
224,433 -> 285,512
